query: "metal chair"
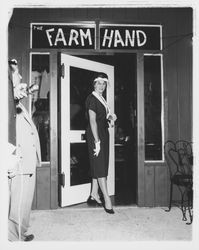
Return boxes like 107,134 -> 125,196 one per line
164,140 -> 193,224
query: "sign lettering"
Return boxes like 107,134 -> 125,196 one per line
31,24 -> 95,49
31,23 -> 161,50
100,25 -> 161,50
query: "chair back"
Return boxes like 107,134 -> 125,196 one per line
164,140 -> 193,178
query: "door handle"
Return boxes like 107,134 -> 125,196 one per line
81,133 -> 86,141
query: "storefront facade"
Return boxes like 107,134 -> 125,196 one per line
8,7 -> 193,209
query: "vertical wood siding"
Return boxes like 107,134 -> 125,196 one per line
144,166 -> 155,206
32,166 -> 51,209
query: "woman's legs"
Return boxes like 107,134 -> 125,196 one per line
98,177 -> 113,209
90,178 -> 102,203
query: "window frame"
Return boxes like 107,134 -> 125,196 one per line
29,52 -> 51,164
144,53 -> 164,163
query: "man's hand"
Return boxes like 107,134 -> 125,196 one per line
7,155 -> 19,179
14,83 -> 28,100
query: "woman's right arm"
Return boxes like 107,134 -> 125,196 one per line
88,109 -> 100,143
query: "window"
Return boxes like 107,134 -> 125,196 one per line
144,54 -> 164,161
30,53 -> 50,162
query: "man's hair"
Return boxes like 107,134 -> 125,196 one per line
8,59 -> 18,65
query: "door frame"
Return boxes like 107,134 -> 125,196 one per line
136,53 -> 145,206
49,51 -> 143,208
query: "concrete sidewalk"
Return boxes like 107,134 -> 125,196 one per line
28,206 -> 192,241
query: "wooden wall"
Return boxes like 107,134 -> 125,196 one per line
32,166 -> 51,209
9,7 -> 193,208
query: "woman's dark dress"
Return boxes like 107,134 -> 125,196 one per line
85,94 -> 109,178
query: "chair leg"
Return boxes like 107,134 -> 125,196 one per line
181,190 -> 187,221
165,182 -> 173,212
186,188 -> 193,225
186,205 -> 193,225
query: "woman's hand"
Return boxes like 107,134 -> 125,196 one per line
107,113 -> 117,122
94,140 -> 101,156
107,113 -> 117,127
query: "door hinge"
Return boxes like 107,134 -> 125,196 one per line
60,63 -> 65,78
59,172 -> 65,187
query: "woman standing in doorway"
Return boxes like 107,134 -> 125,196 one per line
85,72 -> 117,214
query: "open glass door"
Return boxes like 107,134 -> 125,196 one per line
60,54 -> 114,207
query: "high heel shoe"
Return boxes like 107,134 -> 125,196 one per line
102,203 -> 115,214
104,207 -> 115,214
87,196 -> 102,206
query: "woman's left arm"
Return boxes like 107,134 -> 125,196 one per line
88,109 -> 101,156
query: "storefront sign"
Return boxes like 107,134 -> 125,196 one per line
31,23 -> 96,49
31,23 -> 162,50
100,24 -> 162,50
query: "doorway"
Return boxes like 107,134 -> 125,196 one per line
59,53 -> 137,207
80,54 -> 137,205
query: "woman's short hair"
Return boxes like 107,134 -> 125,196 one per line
92,72 -> 108,88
